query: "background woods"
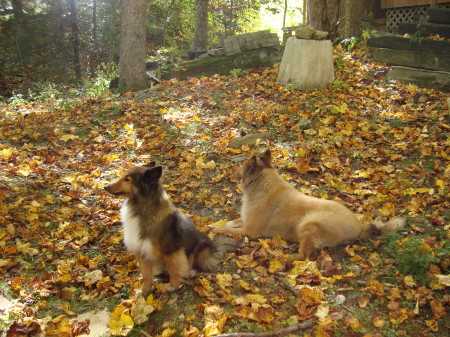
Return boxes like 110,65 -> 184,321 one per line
0,0 -> 277,94
0,0 -> 380,94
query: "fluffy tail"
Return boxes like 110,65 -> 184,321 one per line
196,236 -> 241,272
362,217 -> 406,238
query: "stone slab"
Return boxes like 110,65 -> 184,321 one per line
373,47 -> 450,72
387,66 -> 450,92
277,38 -> 334,89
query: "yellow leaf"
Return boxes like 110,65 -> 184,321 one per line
0,148 -> 13,158
109,305 -> 134,336
268,259 -> 284,273
198,278 -> 214,293
425,320 -> 439,332
372,317 -> 386,328
435,179 -> 446,195
17,165 -> 31,177
344,317 -> 362,329
435,274 -> 450,287
131,297 -> 155,325
216,273 -> 233,290
60,134 -> 79,142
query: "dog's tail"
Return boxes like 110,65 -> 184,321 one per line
196,236 -> 241,272
361,217 -> 406,238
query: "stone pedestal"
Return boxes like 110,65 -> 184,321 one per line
277,38 -> 334,89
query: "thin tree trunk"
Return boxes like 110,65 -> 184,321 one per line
68,0 -> 82,81
194,0 -> 208,51
90,0 -> 98,77
109,0 -> 120,63
162,0 -> 177,47
119,0 -> 148,91
283,0 -> 288,30
303,0 -> 307,24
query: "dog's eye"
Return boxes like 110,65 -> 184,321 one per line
125,176 -> 132,182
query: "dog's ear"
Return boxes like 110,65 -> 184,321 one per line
144,161 -> 156,168
244,156 -> 258,176
260,150 -> 273,167
144,166 -> 162,181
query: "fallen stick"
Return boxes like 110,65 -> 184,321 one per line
215,318 -> 317,337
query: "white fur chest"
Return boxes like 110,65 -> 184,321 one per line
120,201 -> 154,261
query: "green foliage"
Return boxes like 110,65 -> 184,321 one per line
384,231 -> 448,285
332,81 -> 350,90
84,62 -> 117,98
230,68 -> 243,79
340,36 -> 361,51
410,16 -> 426,45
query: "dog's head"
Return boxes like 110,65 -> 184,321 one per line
104,161 -> 162,198
239,150 -> 273,186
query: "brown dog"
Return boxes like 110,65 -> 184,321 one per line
213,150 -> 405,259
104,162 -> 240,294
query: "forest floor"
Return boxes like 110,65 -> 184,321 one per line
0,44 -> 449,337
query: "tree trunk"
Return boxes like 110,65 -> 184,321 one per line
90,0 -> 98,78
194,0 -> 208,51
68,0 -> 82,81
307,0 -> 375,39
11,0 -> 24,19
282,0 -> 288,30
303,0 -> 307,24
307,0 -> 340,38
119,0 -> 148,92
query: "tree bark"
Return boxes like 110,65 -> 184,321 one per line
307,0 -> 340,38
11,0 -> 24,19
194,0 -> 208,51
68,0 -> 82,81
119,0 -> 148,92
307,0 -> 376,39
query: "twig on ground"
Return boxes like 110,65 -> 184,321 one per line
215,318 -> 316,337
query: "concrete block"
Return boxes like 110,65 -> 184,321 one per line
267,37 -> 280,46
277,38 -> 334,89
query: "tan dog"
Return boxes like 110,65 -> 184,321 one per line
213,150 -> 405,259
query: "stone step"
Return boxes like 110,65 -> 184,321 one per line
387,66 -> 450,92
427,7 -> 450,24
372,47 -> 450,72
367,33 -> 450,55
398,22 -> 450,39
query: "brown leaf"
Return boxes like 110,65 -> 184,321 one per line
357,294 -> 370,308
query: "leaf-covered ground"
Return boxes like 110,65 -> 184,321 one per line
1,44 -> 449,337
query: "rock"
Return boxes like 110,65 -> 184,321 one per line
295,26 -> 315,39
313,30 -> 329,40
227,132 -> 268,149
277,38 -> 335,89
